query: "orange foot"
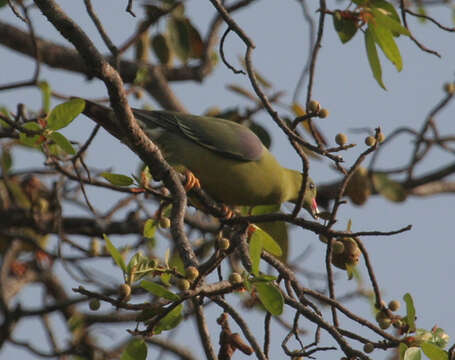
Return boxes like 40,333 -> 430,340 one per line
221,205 -> 235,220
184,170 -> 201,192
36,250 -> 53,268
11,261 -> 28,277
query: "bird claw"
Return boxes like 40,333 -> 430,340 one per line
10,261 -> 28,277
220,205 -> 235,220
184,170 -> 201,192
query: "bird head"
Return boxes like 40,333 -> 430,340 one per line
304,177 -> 319,219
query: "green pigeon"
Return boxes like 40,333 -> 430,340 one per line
80,99 -> 319,218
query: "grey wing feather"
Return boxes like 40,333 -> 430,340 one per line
132,109 -> 264,162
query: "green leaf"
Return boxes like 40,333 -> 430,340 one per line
345,263 -> 357,280
103,234 -> 127,273
47,98 -> 85,130
249,229 -> 263,276
151,33 -> 172,65
19,135 -> 41,148
251,204 -> 281,215
372,8 -> 410,36
6,178 -> 30,208
187,20 -> 204,59
226,84 -> 257,102
252,274 -> 277,282
249,121 -> 271,149
372,0 -> 401,23
0,107 -> 11,128
49,131 -> 76,155
421,343 -> 448,360
38,81 -> 51,113
255,282 -> 284,315
404,347 -> 422,360
0,0 -> 7,8
120,338 -> 147,360
256,220 -> 288,261
167,16 -> 191,63
23,122 -> 42,131
403,293 -> 416,332
333,11 -> 358,44
100,172 -> 134,187
19,122 -> 43,148
164,248 -> 170,267
417,6 -> 427,24
251,204 -> 287,260
253,225 -> 282,257
1,149 -> 12,172
372,173 -> 407,202
155,304 -> 183,334
238,57 -> 272,88
140,280 -> 180,301
160,273 -> 171,286
432,327 -> 450,348
370,23 -> 403,71
243,272 -> 252,292
126,252 -> 153,281
365,26 -> 386,90
170,250 -> 185,274
399,343 -> 408,360
143,218 -> 157,238
347,219 -> 353,232
134,66 -> 149,86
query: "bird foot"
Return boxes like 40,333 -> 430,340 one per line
36,250 -> 53,268
220,205 -> 235,220
10,261 -> 28,277
184,170 -> 201,192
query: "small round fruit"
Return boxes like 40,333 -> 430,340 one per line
365,136 -> 376,147
119,283 -> 131,299
218,237 -> 230,251
363,343 -> 374,354
331,237 -> 361,270
443,82 -> 455,95
378,132 -> 385,143
308,100 -> 320,113
229,272 -> 243,285
133,89 -> 143,100
318,108 -> 329,118
378,318 -> 392,329
332,241 -> 345,255
388,300 -> 401,312
345,166 -> 371,206
393,319 -> 403,328
89,298 -> 100,311
176,278 -> 191,291
159,217 -> 171,229
335,133 -> 348,146
375,310 -> 387,322
185,266 -> 199,281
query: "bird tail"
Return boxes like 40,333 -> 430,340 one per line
77,98 -> 123,140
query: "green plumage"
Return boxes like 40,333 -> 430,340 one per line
81,100 -> 318,217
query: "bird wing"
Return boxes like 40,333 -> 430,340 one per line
132,109 -> 264,162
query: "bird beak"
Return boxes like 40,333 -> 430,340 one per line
311,198 -> 320,219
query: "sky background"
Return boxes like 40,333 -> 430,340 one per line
0,1 -> 454,359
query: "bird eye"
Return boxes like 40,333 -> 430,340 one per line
309,182 -> 315,190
